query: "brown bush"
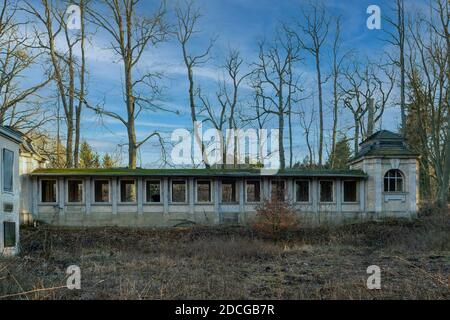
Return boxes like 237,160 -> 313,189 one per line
252,199 -> 299,239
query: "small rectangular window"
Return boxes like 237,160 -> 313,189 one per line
146,180 -> 161,203
41,180 -> 56,203
271,180 -> 285,201
120,180 -> 136,202
197,180 -> 211,202
68,180 -> 83,203
343,181 -> 357,202
221,180 -> 236,203
172,180 -> 186,203
295,180 -> 309,202
94,180 -> 110,203
3,221 -> 16,247
3,149 -> 14,192
320,180 -> 334,202
246,180 -> 261,202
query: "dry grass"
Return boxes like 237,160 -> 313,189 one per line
1,211 -> 449,299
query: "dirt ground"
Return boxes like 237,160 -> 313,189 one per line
1,213 -> 449,299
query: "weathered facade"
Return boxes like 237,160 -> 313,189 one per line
0,126 -> 22,256
349,130 -> 419,215
19,135 -> 48,225
22,130 -> 419,227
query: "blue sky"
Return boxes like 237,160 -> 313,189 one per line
23,0 -> 429,167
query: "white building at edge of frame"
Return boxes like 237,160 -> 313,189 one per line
0,126 -> 420,256
0,126 -> 22,256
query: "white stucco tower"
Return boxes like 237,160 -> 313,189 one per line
348,130 -> 419,217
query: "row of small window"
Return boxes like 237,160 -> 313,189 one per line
40,179 -> 359,204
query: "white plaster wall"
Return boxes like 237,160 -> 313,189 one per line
351,157 -> 418,217
0,136 -> 20,256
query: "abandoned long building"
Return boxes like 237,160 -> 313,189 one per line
17,130 -> 419,228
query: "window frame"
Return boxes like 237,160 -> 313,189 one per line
144,179 -> 162,204
220,179 -> 237,204
245,179 -> 261,203
66,179 -> 84,204
270,179 -> 287,202
40,179 -> 58,204
92,179 -> 111,204
342,180 -> 358,203
170,179 -> 188,204
295,179 -> 311,203
2,148 -> 14,193
119,178 -> 137,204
3,221 -> 16,248
384,169 -> 404,193
319,180 -> 335,203
195,179 -> 212,203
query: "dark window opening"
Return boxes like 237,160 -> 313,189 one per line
41,180 -> 56,203
384,169 -> 403,192
94,180 -> 110,203
296,180 -> 309,202
120,180 -> 136,202
3,221 -> 16,247
246,180 -> 261,202
320,180 -> 334,202
221,180 -> 236,203
3,149 -> 14,192
68,180 -> 83,203
172,180 -> 186,203
343,181 -> 357,202
146,180 -> 161,203
197,180 -> 211,202
271,180 -> 285,201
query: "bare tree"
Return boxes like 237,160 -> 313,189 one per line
174,0 -> 215,168
0,0 -> 52,133
341,60 -> 395,154
329,16 -> 351,168
299,105 -> 315,167
23,0 -> 87,167
73,0 -> 86,167
295,2 -> 330,165
198,50 -> 250,167
406,0 -> 449,206
85,0 -> 170,169
385,0 -> 406,134
252,29 -> 301,169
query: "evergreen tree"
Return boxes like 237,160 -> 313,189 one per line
79,141 -> 100,168
328,137 -> 351,169
102,153 -> 114,168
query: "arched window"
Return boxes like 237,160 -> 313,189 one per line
384,169 -> 404,192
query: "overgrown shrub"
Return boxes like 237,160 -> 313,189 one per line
251,199 -> 299,239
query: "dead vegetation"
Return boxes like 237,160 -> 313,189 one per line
1,210 -> 449,299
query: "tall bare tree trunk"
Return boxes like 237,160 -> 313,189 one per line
175,1 -> 212,168
331,73 -> 338,167
74,0 -> 86,168
354,114 -> 360,155
367,98 -> 375,136
296,4 -> 329,166
436,0 -> 450,207
315,54 -> 324,165
331,17 -> 343,168
399,0 -> 406,135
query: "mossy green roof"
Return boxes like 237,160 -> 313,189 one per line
361,130 -> 403,143
350,130 -> 419,163
31,167 -> 367,178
